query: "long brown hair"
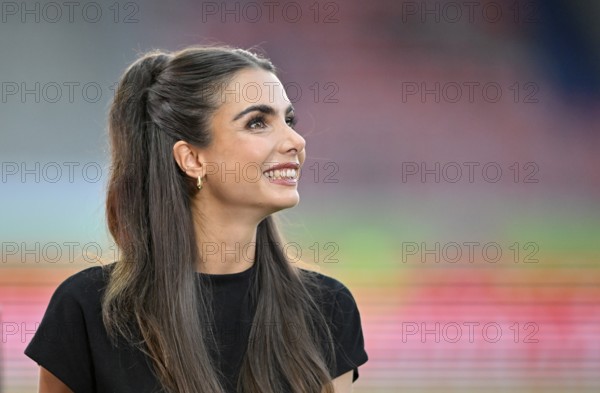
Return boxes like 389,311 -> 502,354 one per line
103,45 -> 336,393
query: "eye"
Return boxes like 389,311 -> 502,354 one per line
246,115 -> 267,130
286,115 -> 298,129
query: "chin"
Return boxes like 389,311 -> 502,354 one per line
268,195 -> 300,212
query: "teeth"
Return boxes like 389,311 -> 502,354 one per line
264,168 -> 298,180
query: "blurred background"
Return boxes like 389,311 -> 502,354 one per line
1,0 -> 600,392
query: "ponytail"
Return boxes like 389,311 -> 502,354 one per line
104,51 -> 225,393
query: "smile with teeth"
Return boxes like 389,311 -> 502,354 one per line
263,168 -> 298,180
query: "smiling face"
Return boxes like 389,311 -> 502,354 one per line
195,67 -> 306,218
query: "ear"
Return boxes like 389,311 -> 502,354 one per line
172,140 -> 207,179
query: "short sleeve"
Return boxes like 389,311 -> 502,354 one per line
330,284 -> 369,382
24,273 -> 96,392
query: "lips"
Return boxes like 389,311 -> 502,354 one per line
263,162 -> 300,180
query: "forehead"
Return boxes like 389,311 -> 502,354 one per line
216,68 -> 291,111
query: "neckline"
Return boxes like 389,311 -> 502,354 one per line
197,262 -> 257,282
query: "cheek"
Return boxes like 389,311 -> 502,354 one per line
217,145 -> 270,184
232,139 -> 271,165
212,131 -> 275,172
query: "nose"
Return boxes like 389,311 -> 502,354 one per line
282,123 -> 306,157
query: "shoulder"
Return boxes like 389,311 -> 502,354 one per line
298,267 -> 369,381
299,267 -> 347,291
298,268 -> 359,314
24,264 -> 117,392
49,263 -> 114,307
299,267 -> 346,293
60,264 -> 112,287
58,263 -> 114,292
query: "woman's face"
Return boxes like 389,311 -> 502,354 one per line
199,68 -> 306,217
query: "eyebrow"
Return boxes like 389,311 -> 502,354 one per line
232,104 -> 294,122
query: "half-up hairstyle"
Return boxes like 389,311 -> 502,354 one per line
103,45 -> 336,393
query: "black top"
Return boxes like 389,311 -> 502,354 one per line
25,262 -> 368,392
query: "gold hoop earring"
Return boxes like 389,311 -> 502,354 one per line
197,176 -> 203,191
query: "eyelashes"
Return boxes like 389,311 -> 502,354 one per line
246,114 -> 298,130
287,115 -> 298,128
246,115 -> 266,130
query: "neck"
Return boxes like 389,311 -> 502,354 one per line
191,199 -> 262,275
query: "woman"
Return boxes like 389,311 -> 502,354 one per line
25,45 -> 368,393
